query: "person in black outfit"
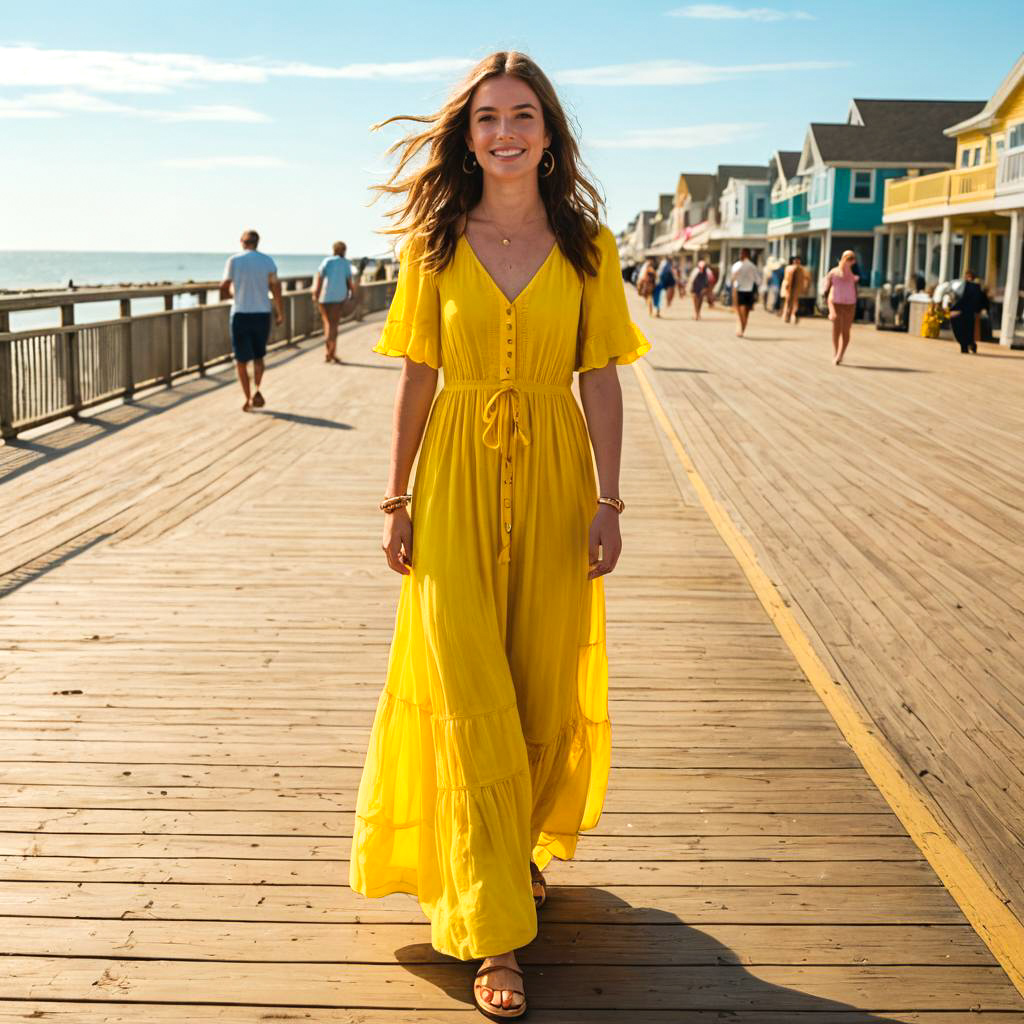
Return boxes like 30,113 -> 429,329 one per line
950,270 -> 985,353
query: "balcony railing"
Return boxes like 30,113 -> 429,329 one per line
997,144 -> 1024,196
885,160 -> 1007,215
949,164 -> 997,204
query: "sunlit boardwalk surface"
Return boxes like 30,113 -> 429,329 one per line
0,310 -> 1022,1021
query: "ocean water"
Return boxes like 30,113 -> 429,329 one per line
0,250 -> 366,331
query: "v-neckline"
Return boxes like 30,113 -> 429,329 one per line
460,233 -> 558,306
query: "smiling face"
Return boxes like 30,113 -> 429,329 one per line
465,74 -> 551,182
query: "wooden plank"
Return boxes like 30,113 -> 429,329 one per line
0,882 -> 971,925
0,958 -> 1018,1010
0,917 -> 995,966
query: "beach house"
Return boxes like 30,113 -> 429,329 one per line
773,98 -> 983,289
882,54 -> 1024,345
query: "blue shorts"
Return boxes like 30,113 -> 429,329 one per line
231,312 -> 271,363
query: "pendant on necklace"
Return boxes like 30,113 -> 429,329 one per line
501,238 -> 511,246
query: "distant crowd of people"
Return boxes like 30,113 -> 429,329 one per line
622,248 -> 869,363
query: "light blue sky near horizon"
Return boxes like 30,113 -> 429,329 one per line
2,1 -> 1022,259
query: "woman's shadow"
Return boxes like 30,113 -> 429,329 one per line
394,887 -> 915,1020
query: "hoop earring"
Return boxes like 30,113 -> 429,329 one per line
539,148 -> 555,178
462,151 -> 478,174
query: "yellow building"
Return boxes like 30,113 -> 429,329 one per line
882,53 -> 1024,346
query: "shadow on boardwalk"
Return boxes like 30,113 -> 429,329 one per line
395,890 -> 910,1020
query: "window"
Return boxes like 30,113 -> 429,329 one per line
753,195 -> 767,218
972,147 -> 983,167
960,148 -> 970,168
850,169 -> 874,202
1009,123 -> 1024,149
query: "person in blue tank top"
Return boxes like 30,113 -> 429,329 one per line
313,241 -> 359,364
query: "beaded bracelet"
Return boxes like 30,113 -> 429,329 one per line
379,494 -> 412,514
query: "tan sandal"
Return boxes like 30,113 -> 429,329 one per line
530,861 -> 546,909
473,962 -> 527,1021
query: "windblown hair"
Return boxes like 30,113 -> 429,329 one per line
372,51 -> 604,277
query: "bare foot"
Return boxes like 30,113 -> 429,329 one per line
252,391 -> 266,408
242,401 -> 252,412
476,951 -> 525,1014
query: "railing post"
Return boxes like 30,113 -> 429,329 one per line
61,303 -> 81,417
286,280 -> 295,344
0,312 -> 14,439
164,293 -> 174,384
120,299 -> 134,400
197,291 -> 207,375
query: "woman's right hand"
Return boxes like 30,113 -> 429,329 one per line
382,507 -> 413,575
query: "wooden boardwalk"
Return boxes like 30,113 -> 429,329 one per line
0,310 -> 1022,1021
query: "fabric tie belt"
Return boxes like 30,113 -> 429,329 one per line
443,379 -> 571,564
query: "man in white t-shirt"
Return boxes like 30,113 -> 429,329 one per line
219,229 -> 284,412
730,248 -> 761,337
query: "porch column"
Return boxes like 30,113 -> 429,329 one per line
1000,209 -> 1022,348
886,225 -> 897,282
938,216 -> 951,284
904,222 -> 916,288
871,227 -> 884,287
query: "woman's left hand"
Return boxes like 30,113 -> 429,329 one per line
588,505 -> 622,580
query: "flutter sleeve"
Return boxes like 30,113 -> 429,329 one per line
577,225 -> 651,373
372,234 -> 442,369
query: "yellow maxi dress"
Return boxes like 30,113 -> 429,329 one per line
350,224 -> 649,960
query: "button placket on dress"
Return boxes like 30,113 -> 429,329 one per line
498,303 -> 518,565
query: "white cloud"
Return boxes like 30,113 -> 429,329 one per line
556,59 -> 846,86
668,4 -> 814,20
0,89 -> 268,122
590,122 -> 764,149
160,156 -> 288,169
0,45 -> 475,94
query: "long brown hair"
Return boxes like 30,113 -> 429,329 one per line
372,51 -> 604,277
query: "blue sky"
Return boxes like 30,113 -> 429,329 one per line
2,1 -> 1021,257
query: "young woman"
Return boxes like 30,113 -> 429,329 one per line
637,257 -> 657,316
689,258 -> 710,320
349,52 -> 649,1021
824,249 -> 859,365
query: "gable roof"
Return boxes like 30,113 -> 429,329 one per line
715,164 -> 769,193
678,172 -> 716,202
944,53 -> 1024,135
802,99 -> 985,169
777,150 -> 801,179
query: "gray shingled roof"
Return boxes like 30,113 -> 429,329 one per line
681,173 -> 716,201
715,164 -> 769,192
778,151 -> 801,179
810,99 -> 985,164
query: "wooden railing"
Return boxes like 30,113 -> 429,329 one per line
996,145 -> 1024,197
885,163 -> 999,214
0,276 -> 396,439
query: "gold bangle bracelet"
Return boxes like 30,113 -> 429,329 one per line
379,494 -> 412,513
598,496 -> 625,514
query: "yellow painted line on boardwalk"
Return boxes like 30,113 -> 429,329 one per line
631,359 -> 1024,996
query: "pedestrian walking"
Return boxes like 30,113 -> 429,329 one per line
637,258 -> 657,316
656,256 -> 677,311
313,241 -> 360,364
730,247 -> 760,337
688,258 -> 710,320
823,249 -> 859,365
219,229 -> 283,412
781,255 -> 809,324
350,50 -> 649,1021
949,270 -> 984,354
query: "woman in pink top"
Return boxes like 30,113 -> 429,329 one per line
823,249 -> 859,365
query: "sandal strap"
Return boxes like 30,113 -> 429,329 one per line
475,964 -> 524,980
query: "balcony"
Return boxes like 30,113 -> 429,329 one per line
885,161 -> 1005,216
996,144 -> 1024,198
